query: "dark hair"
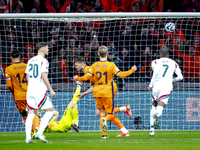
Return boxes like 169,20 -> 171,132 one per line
36,42 -> 47,52
11,49 -> 20,58
160,46 -> 169,57
74,57 -> 86,64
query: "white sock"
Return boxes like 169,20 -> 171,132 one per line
150,106 -> 156,127
119,106 -> 126,112
156,106 -> 163,117
37,111 -> 53,135
26,113 -> 35,140
120,127 -> 128,133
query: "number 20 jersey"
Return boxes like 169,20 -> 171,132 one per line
25,55 -> 49,93
5,62 -> 27,100
150,57 -> 182,90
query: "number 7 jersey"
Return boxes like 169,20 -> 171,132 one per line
5,62 -> 27,101
149,57 -> 183,90
25,55 -> 49,93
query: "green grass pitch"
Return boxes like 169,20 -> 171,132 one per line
0,131 -> 200,150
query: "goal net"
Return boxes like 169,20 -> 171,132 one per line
0,13 -> 200,132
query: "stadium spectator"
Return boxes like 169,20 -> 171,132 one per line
75,1 -> 85,13
66,37 -> 84,63
101,0 -> 131,12
181,0 -> 200,12
149,20 -> 159,38
129,0 -> 143,12
32,0 -> 47,13
83,42 -> 96,65
0,0 -> 19,13
45,0 -> 71,13
51,46 -> 72,82
30,7 -> 37,13
174,45 -> 200,80
83,0 -> 93,12
0,56 -> 5,83
1,31 -> 22,66
23,44 -> 35,64
91,0 -> 105,12
13,0 -> 24,13
192,32 -> 200,55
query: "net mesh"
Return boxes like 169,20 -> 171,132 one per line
0,16 -> 200,132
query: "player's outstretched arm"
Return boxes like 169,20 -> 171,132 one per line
74,73 -> 91,82
42,72 -> 56,97
118,65 -> 137,78
77,85 -> 93,98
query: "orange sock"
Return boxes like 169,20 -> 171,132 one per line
33,115 -> 40,128
114,108 -> 120,113
100,116 -> 107,136
112,115 -> 124,129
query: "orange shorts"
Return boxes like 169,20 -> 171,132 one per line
95,97 -> 114,113
15,100 -> 27,114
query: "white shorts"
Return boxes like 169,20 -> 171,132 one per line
152,87 -> 172,105
26,91 -> 53,110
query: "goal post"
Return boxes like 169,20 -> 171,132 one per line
0,13 -> 200,132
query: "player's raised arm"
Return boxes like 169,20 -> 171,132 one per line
117,65 -> 137,78
74,73 -> 91,81
173,63 -> 183,83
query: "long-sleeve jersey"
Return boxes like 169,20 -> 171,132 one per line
77,61 -> 135,97
149,58 -> 183,90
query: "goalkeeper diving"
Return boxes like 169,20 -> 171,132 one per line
33,81 -> 82,135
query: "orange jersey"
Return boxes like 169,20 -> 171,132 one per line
5,62 -> 27,101
84,66 -> 96,85
77,61 -> 135,97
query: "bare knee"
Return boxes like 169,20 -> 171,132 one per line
68,101 -> 77,109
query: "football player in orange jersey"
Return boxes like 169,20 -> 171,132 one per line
74,57 -> 133,119
5,49 -> 40,134
74,46 -> 137,138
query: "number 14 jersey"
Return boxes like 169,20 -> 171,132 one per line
5,62 -> 27,100
25,55 -> 49,93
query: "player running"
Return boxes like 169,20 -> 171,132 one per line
25,42 -> 56,143
74,57 -> 132,119
74,46 -> 137,138
147,46 -> 183,136
5,49 -> 40,135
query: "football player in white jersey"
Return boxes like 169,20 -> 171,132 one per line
147,46 -> 183,136
25,42 -> 56,143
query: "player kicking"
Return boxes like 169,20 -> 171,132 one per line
25,42 -> 56,143
5,49 -> 40,136
43,81 -> 82,133
74,57 -> 132,119
147,46 -> 183,136
74,46 -> 137,138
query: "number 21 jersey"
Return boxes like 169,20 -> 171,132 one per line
25,55 -> 49,93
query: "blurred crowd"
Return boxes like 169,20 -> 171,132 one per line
0,1 -> 200,87
0,0 -> 200,13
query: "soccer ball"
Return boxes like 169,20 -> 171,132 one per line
165,22 -> 175,33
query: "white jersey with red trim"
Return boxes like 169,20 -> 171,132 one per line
25,55 -> 49,94
149,57 -> 183,91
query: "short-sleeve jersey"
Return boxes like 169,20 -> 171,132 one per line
88,61 -> 120,97
25,55 -> 49,93
150,57 -> 181,89
5,62 -> 27,100
84,66 -> 96,85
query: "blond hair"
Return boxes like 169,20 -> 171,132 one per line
98,45 -> 108,58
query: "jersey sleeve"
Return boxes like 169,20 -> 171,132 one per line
173,63 -> 183,83
5,68 -> 13,92
41,59 -> 49,73
113,63 -> 135,78
112,63 -> 121,76
25,61 -> 29,74
149,63 -> 159,87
